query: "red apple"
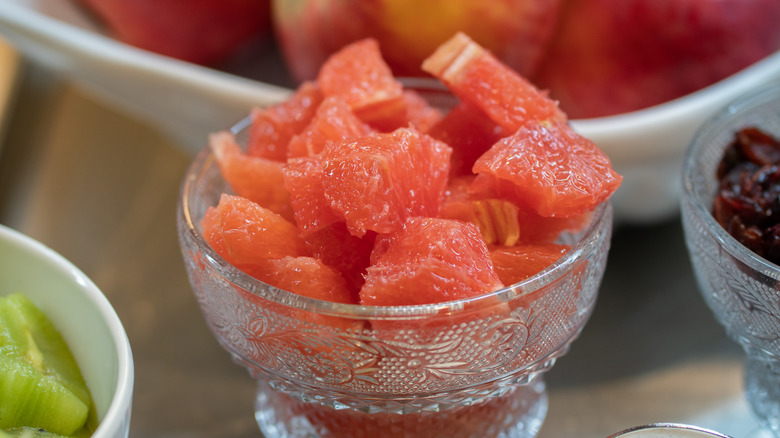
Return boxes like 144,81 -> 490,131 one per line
272,0 -> 564,82
534,0 -> 780,118
78,0 -> 272,65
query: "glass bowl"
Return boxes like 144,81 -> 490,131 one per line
177,118 -> 614,438
0,224 -> 134,438
681,84 -> 780,436
607,423 -> 733,438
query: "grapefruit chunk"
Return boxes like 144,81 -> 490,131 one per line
490,243 -> 570,285
321,128 -> 451,237
428,100 -> 509,177
473,120 -> 622,217
317,39 -> 404,116
422,32 -> 565,130
442,175 -> 589,245
301,223 -> 377,298
201,194 -> 308,269
287,96 -> 375,158
360,217 -> 503,306
359,89 -> 444,133
209,131 -> 294,222
247,81 -> 323,161
257,256 -> 355,305
283,156 -> 343,235
236,257 -> 363,332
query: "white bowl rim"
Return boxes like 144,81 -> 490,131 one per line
572,50 -> 780,160
0,223 -> 134,436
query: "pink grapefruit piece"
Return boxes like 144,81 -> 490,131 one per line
360,217 -> 504,306
358,89 -> 444,133
287,96 -> 375,158
472,120 -> 622,218
316,39 -> 404,116
428,100 -> 510,177
283,156 -> 343,235
422,32 -> 566,131
238,256 -> 363,332
209,131 -> 294,222
321,127 -> 452,237
490,243 -> 571,285
442,175 -> 589,245
301,223 -> 377,299
246,81 -> 323,161
259,256 -> 356,305
200,194 -> 308,269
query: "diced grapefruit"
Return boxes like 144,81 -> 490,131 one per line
360,217 -> 503,306
199,32 -> 620,313
209,131 -> 294,222
422,32 -> 566,131
490,243 -> 570,285
283,156 -> 343,235
442,175 -> 589,245
359,89 -> 443,133
287,96 -> 375,158
472,120 -> 622,217
321,128 -> 451,237
428,100 -> 510,177
246,81 -> 323,161
514,205 -> 591,244
317,39 -> 404,117
236,257 -> 363,332
257,256 -> 355,305
301,223 -> 376,299
200,194 -> 308,269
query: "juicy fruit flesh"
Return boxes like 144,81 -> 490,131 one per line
204,33 -> 620,308
320,128 -> 452,237
0,355 -> 88,436
0,294 -> 92,436
361,217 -> 504,306
472,120 -> 622,217
422,32 -> 566,131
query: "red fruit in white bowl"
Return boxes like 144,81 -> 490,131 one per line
78,0 -> 272,65
534,0 -> 780,119
272,0 -> 564,81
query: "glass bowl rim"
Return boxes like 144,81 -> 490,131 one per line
179,118 -> 613,319
606,422 -> 732,438
681,83 -> 780,278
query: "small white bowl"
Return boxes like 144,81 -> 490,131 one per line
0,224 -> 134,438
607,423 -> 733,438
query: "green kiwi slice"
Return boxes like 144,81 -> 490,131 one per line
0,426 -> 70,437
0,293 -> 92,435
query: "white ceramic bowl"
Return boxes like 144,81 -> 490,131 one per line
0,224 -> 134,438
1,0 -> 779,223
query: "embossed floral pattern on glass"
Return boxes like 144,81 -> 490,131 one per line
177,119 -> 614,437
681,84 -> 780,436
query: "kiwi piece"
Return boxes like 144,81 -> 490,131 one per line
0,294 -> 91,435
0,426 -> 70,437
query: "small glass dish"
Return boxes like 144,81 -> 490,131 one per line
681,84 -> 780,436
177,118 -> 614,438
608,423 -> 733,438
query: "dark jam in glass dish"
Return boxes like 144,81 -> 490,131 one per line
714,126 -> 780,265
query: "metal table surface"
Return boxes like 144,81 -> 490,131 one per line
0,59 -> 772,438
